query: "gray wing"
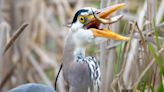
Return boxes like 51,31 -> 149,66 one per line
66,61 -> 91,92
64,57 -> 101,92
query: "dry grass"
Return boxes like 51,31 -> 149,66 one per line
0,0 -> 164,92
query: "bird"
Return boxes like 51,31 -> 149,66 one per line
8,83 -> 56,92
62,3 -> 129,92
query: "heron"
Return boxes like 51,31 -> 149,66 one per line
62,3 -> 129,92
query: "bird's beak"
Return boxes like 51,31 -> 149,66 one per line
90,28 -> 129,40
87,3 -> 129,40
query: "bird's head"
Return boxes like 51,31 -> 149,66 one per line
71,3 -> 129,48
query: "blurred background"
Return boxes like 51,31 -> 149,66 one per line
0,0 -> 164,92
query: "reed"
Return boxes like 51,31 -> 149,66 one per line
0,0 -> 163,91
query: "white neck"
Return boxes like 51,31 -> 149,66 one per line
74,47 -> 86,59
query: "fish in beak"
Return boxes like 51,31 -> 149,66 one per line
85,3 -> 129,40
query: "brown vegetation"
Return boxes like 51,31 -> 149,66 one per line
0,0 -> 164,92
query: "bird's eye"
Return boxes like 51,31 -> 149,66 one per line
78,16 -> 85,23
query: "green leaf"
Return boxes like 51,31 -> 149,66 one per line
157,80 -> 164,92
150,85 -> 155,92
140,81 -> 147,92
153,19 -> 161,50
148,43 -> 164,75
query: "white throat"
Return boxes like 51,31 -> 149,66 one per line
72,27 -> 94,61
74,47 -> 86,57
